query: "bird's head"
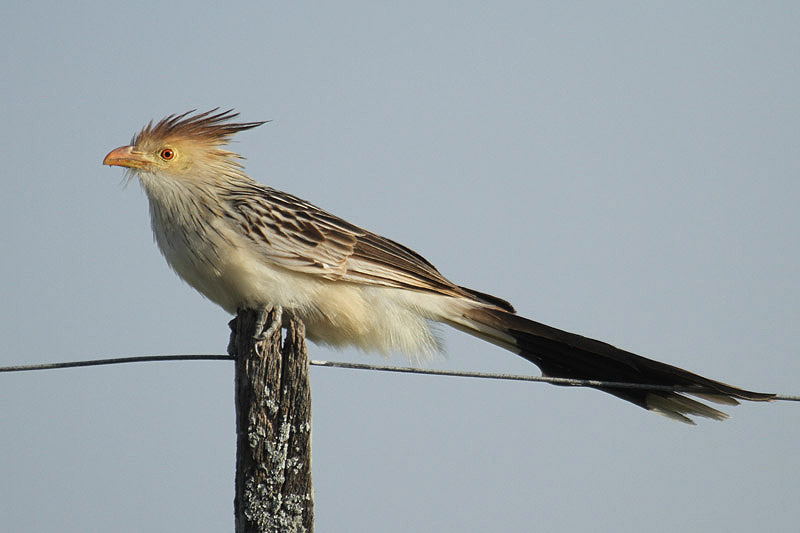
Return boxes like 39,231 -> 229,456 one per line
103,109 -> 266,183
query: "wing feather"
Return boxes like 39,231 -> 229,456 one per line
224,185 -> 470,297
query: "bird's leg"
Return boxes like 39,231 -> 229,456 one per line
264,305 -> 283,339
253,305 -> 283,341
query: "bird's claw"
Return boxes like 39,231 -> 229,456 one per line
253,305 -> 283,341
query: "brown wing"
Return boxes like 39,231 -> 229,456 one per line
226,185 -> 505,303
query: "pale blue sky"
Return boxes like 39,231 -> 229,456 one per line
2,3 -> 799,532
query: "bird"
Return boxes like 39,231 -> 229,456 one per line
103,109 -> 773,424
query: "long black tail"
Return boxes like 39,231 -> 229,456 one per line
460,307 -> 774,424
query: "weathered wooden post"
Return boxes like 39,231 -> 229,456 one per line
229,307 -> 313,532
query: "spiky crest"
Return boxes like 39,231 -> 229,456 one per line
133,109 -> 267,147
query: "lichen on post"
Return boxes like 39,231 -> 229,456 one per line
229,307 -> 313,533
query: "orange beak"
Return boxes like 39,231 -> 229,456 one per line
103,145 -> 152,169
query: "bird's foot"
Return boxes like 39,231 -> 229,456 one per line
253,305 -> 283,342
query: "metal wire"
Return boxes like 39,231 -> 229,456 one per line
1,354 -> 796,401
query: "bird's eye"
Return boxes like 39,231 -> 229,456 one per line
160,148 -> 175,160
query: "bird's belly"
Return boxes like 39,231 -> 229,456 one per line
227,255 -> 449,358
159,234 -> 448,358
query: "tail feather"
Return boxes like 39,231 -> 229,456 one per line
458,307 -> 774,423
